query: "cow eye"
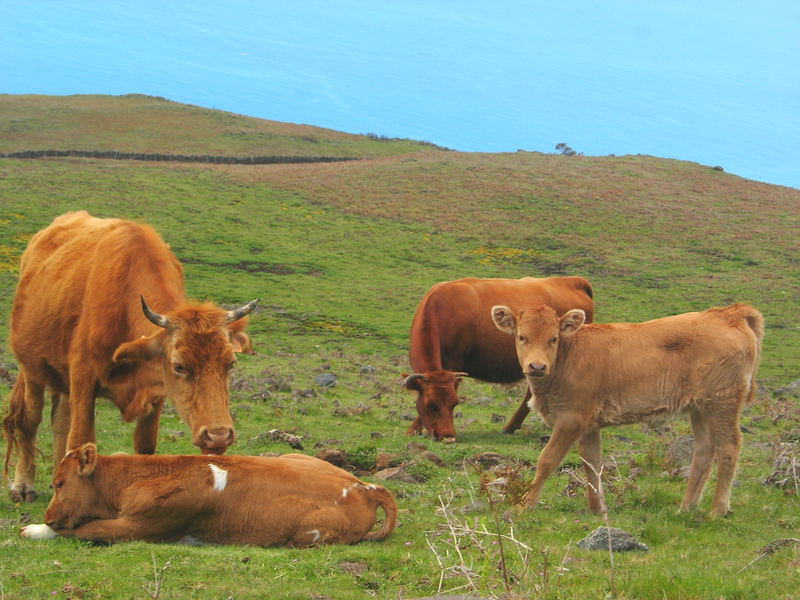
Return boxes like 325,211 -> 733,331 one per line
227,361 -> 237,372
172,363 -> 188,375
549,337 -> 558,345
518,335 -> 527,344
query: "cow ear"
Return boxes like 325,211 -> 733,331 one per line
112,332 -> 165,363
77,443 -> 98,476
559,309 -> 586,336
227,319 -> 253,354
491,305 -> 517,334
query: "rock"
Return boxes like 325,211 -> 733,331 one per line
375,452 -> 401,470
338,561 -> 369,576
775,379 -> 800,397
416,450 -> 445,466
577,527 -> 649,552
262,429 -> 304,450
406,442 -> 428,454
359,365 -> 377,376
468,452 -> 513,468
316,448 -> 348,468
315,373 -> 337,388
490,413 -> 506,423
372,467 -> 419,484
370,432 -> 384,440
763,442 -> 799,488
666,435 -> 694,467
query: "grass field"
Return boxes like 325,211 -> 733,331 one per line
0,95 -> 798,599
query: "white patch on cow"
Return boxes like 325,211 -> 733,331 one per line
527,390 -> 537,412
308,529 -> 321,543
208,463 -> 228,491
20,523 -> 57,540
341,487 -> 350,499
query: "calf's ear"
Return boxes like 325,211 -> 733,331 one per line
491,305 -> 517,334
113,332 -> 165,364
559,309 -> 586,336
77,443 -> 98,476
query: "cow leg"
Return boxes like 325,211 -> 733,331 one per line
8,375 -> 45,502
502,387 -> 533,434
579,428 -> 603,513
523,416 -> 584,509
50,392 -> 70,471
133,397 -> 163,454
66,516 -> 173,543
293,506 -> 356,547
65,365 -> 97,450
708,402 -> 744,517
680,408 -> 714,511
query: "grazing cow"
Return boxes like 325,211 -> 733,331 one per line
404,276 -> 594,441
3,211 -> 256,502
491,303 -> 763,516
20,443 -> 397,547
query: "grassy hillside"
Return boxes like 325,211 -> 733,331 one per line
0,94 -> 445,158
0,95 -> 798,599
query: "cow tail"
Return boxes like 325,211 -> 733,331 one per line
740,304 -> 765,405
362,485 -> 398,542
2,376 -> 29,478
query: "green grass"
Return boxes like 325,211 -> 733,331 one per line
0,95 -> 799,599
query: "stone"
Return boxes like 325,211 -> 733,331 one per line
372,467 -> 418,484
577,527 -> 649,552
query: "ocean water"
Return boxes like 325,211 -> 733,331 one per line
2,0 -> 799,189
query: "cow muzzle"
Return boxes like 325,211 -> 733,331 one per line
196,426 -> 235,454
526,362 -> 548,377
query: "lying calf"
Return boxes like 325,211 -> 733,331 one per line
491,302 -> 763,516
21,443 -> 397,547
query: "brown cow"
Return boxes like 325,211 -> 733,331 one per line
3,211 -> 256,502
19,443 -> 397,547
491,303 -> 763,516
404,276 -> 594,441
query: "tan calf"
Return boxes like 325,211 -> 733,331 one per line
491,303 -> 763,516
21,444 -> 397,547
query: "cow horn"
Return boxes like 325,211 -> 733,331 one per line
225,298 -> 259,324
140,295 -> 170,329
452,372 -> 469,378
402,373 -> 426,388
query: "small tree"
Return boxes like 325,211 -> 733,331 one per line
555,142 -> 578,156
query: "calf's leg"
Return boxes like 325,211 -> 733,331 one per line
708,401 -> 744,516
523,416 -> 584,508
502,388 -> 533,434
680,408 -> 714,511
579,428 -> 603,513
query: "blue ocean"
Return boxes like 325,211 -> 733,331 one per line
2,1 -> 799,189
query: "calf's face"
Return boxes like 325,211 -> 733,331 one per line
491,305 -> 585,377
45,443 -> 104,531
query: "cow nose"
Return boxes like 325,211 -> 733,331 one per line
528,362 -> 547,376
198,426 -> 235,454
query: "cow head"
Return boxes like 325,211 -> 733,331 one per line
491,305 -> 585,378
110,297 -> 257,454
45,443 -> 108,531
402,370 -> 468,443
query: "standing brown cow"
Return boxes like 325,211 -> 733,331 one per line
404,276 -> 594,441
491,303 -> 763,516
3,211 -> 256,502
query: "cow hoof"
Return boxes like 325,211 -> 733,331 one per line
10,487 -> 36,503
